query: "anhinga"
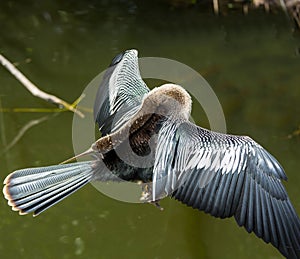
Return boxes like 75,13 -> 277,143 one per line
3,49 -> 300,258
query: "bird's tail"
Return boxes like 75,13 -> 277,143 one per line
3,161 -> 94,216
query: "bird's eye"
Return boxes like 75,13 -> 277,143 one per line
109,52 -> 124,67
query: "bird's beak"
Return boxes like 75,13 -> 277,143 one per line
60,147 -> 95,164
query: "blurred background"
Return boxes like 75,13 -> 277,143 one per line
0,1 -> 299,258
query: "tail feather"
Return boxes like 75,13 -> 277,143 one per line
3,161 -> 94,216
23,175 -> 91,216
6,164 -> 90,200
10,173 -> 88,207
14,174 -> 89,212
4,162 -> 89,186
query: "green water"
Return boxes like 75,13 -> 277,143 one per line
0,1 -> 299,259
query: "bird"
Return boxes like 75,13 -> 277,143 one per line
3,49 -> 300,258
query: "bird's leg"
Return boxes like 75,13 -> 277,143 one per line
140,183 -> 151,202
151,200 -> 164,211
140,183 -> 164,211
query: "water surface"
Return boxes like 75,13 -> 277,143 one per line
0,2 -> 299,259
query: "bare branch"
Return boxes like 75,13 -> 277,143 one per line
0,54 -> 84,118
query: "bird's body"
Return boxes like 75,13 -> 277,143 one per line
3,49 -> 300,258
92,82 -> 191,185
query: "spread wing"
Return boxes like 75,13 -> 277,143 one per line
152,120 -> 300,258
93,49 -> 149,135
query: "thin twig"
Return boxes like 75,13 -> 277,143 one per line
1,115 -> 51,154
0,54 -> 84,118
0,97 -> 8,147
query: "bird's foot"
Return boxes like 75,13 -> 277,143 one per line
150,201 -> 164,211
140,185 -> 151,202
140,184 -> 164,211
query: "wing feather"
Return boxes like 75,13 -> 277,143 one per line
93,49 -> 149,135
152,120 -> 300,258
